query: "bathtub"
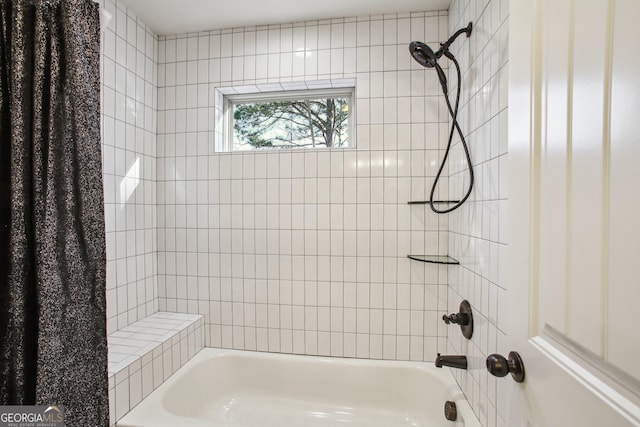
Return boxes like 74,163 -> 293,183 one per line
118,348 -> 480,427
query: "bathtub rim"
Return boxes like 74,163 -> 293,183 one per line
118,347 -> 481,427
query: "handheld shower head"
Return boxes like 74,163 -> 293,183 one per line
409,22 -> 473,69
409,41 -> 449,92
409,41 -> 438,68
408,22 -> 475,214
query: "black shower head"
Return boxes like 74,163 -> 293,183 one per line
409,41 -> 438,68
409,40 -> 449,92
409,22 -> 473,69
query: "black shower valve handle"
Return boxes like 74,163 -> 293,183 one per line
442,312 -> 470,325
441,300 -> 474,339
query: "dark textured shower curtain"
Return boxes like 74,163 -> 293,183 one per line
0,0 -> 108,425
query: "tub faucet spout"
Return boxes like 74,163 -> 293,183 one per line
435,353 -> 467,370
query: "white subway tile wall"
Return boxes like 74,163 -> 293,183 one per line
101,0 -> 159,334
156,12 -> 454,362
446,0 -> 508,427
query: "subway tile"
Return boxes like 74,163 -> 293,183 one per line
100,9 -> 509,426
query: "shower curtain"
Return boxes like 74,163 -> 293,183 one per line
0,0 -> 108,425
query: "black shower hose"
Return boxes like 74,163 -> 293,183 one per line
429,55 -> 474,214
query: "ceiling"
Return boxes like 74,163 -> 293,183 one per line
118,0 -> 452,35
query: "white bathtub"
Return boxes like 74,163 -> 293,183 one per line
118,348 -> 480,427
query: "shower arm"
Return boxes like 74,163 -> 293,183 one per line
434,22 -> 472,59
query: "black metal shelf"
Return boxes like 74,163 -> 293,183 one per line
407,200 -> 461,205
407,255 -> 460,265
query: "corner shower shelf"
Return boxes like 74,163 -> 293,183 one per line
407,200 -> 461,205
407,255 -> 460,264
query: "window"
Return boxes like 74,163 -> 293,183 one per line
215,81 -> 355,152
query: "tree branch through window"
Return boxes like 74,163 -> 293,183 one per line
232,97 -> 350,150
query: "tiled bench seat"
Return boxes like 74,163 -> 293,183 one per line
107,312 -> 204,426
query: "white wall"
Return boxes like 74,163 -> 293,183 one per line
447,0 -> 509,426
101,0 -> 159,334
155,12 -> 455,361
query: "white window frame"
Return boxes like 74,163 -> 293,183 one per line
214,80 -> 356,152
